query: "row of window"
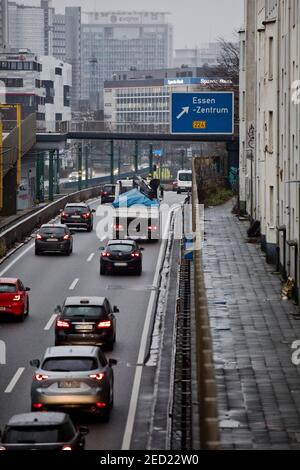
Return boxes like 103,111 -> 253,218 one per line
0,78 -> 23,88
0,61 -> 42,71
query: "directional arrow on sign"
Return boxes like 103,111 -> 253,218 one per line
176,106 -> 189,120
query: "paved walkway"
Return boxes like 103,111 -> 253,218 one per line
203,200 -> 300,449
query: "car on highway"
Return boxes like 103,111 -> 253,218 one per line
100,184 -> 116,204
0,412 -> 88,451
55,297 -> 118,351
176,170 -> 192,193
35,224 -> 73,256
100,239 -> 144,276
0,278 -> 30,322
60,203 -> 95,232
30,346 -> 117,421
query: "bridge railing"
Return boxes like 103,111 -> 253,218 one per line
36,120 -> 170,134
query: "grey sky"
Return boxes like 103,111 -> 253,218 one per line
20,0 -> 244,48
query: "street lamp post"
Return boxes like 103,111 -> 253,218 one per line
78,142 -> 82,191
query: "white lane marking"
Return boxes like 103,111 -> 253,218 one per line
69,278 -> 79,290
44,314 -> 58,331
5,368 -> 25,393
0,243 -> 34,277
121,210 -> 173,450
87,253 -> 95,262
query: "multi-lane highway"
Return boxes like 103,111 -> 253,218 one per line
0,192 -> 182,450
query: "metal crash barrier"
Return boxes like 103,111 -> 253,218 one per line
192,159 -> 220,450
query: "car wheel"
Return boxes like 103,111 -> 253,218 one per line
35,248 -> 40,256
17,311 -> 25,323
25,300 -> 29,317
87,224 -> 93,232
137,267 -> 142,276
101,408 -> 111,422
100,265 -> 106,275
106,340 -> 114,352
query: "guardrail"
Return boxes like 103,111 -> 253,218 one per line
0,185 -> 102,256
192,158 -> 220,449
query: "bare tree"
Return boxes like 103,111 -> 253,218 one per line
216,34 -> 240,84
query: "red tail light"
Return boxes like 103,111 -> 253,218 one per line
63,234 -> 70,240
82,212 -> 91,219
0,447 -> 6,451
56,319 -> 70,329
131,252 -> 140,258
148,226 -> 158,231
113,224 -> 123,231
97,320 -> 112,329
96,402 -> 107,408
36,234 -> 43,240
61,212 -> 68,218
101,252 -> 110,257
13,295 -> 21,301
62,445 -> 73,451
32,403 -> 43,409
89,373 -> 105,381
34,374 -> 49,382
102,192 -> 108,196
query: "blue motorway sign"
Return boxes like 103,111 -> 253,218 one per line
171,92 -> 234,135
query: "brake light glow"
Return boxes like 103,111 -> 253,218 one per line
113,224 -> 123,230
102,192 -> 108,196
56,319 -> 70,329
97,320 -> 112,329
35,374 -> 49,382
32,403 -> 43,409
82,212 -> 91,219
96,402 -> 107,408
89,373 -> 105,381
12,295 -> 21,301
148,226 -> 158,231
61,212 -> 68,218
62,446 -> 73,451
131,252 -> 140,258
0,447 -> 6,451
63,234 -> 70,240
101,252 -> 110,257
36,234 -> 43,240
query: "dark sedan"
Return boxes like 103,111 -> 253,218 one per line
60,203 -> 95,232
35,225 -> 73,256
0,412 -> 88,451
100,239 -> 143,276
101,184 -> 116,204
55,297 -> 118,351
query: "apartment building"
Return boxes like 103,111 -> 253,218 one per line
240,0 -> 300,298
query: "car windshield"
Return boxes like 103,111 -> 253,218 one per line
63,306 -> 105,318
40,227 -> 66,236
65,206 -> 87,214
3,424 -> 75,444
108,244 -> 134,253
104,186 -> 115,193
178,173 -> 192,182
0,283 -> 17,293
42,357 -> 97,372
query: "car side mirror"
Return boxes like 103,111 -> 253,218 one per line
140,248 -> 144,251
109,358 -> 117,367
113,306 -> 119,313
79,426 -> 89,436
59,209 -> 63,213
55,305 -> 62,314
30,359 -> 40,368
99,246 -> 105,251
25,287 -> 31,292
92,209 -> 96,213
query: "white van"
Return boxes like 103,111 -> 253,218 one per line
176,170 -> 192,193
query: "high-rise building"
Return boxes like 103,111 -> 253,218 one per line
65,7 -> 81,111
53,13 -> 66,61
8,1 -> 54,56
0,0 -> 9,48
81,11 -> 173,110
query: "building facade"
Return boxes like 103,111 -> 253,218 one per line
0,48 -> 72,130
8,0 -> 54,57
104,67 -> 233,132
174,43 -> 222,68
240,0 -> 300,298
0,0 -> 8,48
81,11 -> 173,110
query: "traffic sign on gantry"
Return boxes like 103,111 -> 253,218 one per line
171,92 -> 234,135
